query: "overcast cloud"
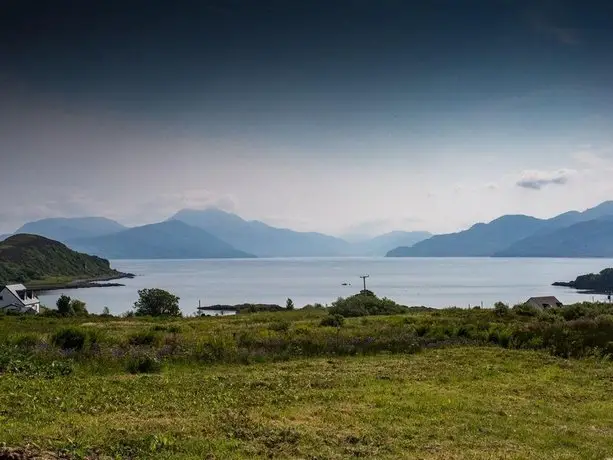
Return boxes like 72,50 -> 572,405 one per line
1,1 -> 613,235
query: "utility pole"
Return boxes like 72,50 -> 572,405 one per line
360,274 -> 370,293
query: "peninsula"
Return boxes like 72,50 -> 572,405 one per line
553,268 -> 613,294
0,233 -> 133,290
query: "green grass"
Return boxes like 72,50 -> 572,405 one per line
1,348 -> 613,459
3,302 -> 613,458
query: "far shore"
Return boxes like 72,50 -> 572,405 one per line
27,272 -> 136,293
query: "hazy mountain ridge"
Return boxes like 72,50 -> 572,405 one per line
3,211 -> 427,258
349,231 -> 433,256
170,208 -> 353,257
494,217 -> 613,258
8,201 -> 613,259
13,217 -> 127,241
170,209 -> 432,257
387,201 -> 613,258
66,220 -> 255,259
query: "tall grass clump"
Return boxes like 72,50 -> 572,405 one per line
126,355 -> 162,374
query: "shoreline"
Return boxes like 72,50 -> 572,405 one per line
28,272 -> 136,293
552,281 -> 613,296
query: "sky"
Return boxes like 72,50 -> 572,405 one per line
2,0 -> 613,236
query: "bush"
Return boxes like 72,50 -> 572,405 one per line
51,328 -> 87,351
269,321 -> 291,333
320,314 -> 345,328
126,355 -> 162,374
493,302 -> 509,317
55,295 -> 88,316
13,333 -> 40,349
329,293 -> 408,317
512,303 -> 540,317
70,299 -> 88,316
129,330 -> 163,347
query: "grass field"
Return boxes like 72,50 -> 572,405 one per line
2,347 -> 613,459
2,299 -> 613,459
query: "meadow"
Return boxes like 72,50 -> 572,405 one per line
2,296 -> 613,459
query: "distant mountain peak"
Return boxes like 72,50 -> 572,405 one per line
386,200 -> 613,258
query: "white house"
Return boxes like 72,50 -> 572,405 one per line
0,284 -> 41,314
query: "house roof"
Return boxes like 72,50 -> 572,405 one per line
527,296 -> 562,305
1,284 -> 40,306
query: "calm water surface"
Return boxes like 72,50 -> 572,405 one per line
38,257 -> 613,315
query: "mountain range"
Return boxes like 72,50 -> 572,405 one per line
0,209 -> 431,259
386,201 -> 613,258
67,220 -> 255,259
4,201 -> 613,259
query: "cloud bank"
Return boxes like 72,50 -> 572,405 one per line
516,169 -> 575,190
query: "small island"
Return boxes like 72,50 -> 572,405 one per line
553,268 -> 613,294
197,303 -> 285,314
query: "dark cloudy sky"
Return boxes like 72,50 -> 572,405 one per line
2,0 -> 613,235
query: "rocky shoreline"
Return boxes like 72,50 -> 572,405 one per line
28,272 -> 136,293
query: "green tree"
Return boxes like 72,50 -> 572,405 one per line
134,288 -> 181,317
56,294 -> 72,316
102,306 -> 111,316
286,298 -> 295,310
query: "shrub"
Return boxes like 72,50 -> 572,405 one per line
126,355 -> 162,374
512,303 -> 540,317
13,333 -> 40,349
51,328 -> 87,351
329,293 -> 408,317
493,302 -> 509,317
320,314 -> 345,328
54,295 -> 88,316
269,321 -> 291,333
70,299 -> 88,316
129,330 -> 163,347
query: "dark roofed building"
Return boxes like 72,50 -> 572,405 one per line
526,296 -> 563,309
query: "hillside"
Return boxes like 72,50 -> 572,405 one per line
387,200 -> 613,257
349,231 -> 432,256
0,234 -> 121,285
494,218 -> 613,257
67,220 -> 255,259
387,215 -> 545,257
14,217 -> 127,242
553,267 -> 613,293
171,208 -> 352,257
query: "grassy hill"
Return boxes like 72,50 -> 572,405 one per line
0,234 -> 121,286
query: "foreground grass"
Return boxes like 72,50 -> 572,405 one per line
2,347 -> 613,459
